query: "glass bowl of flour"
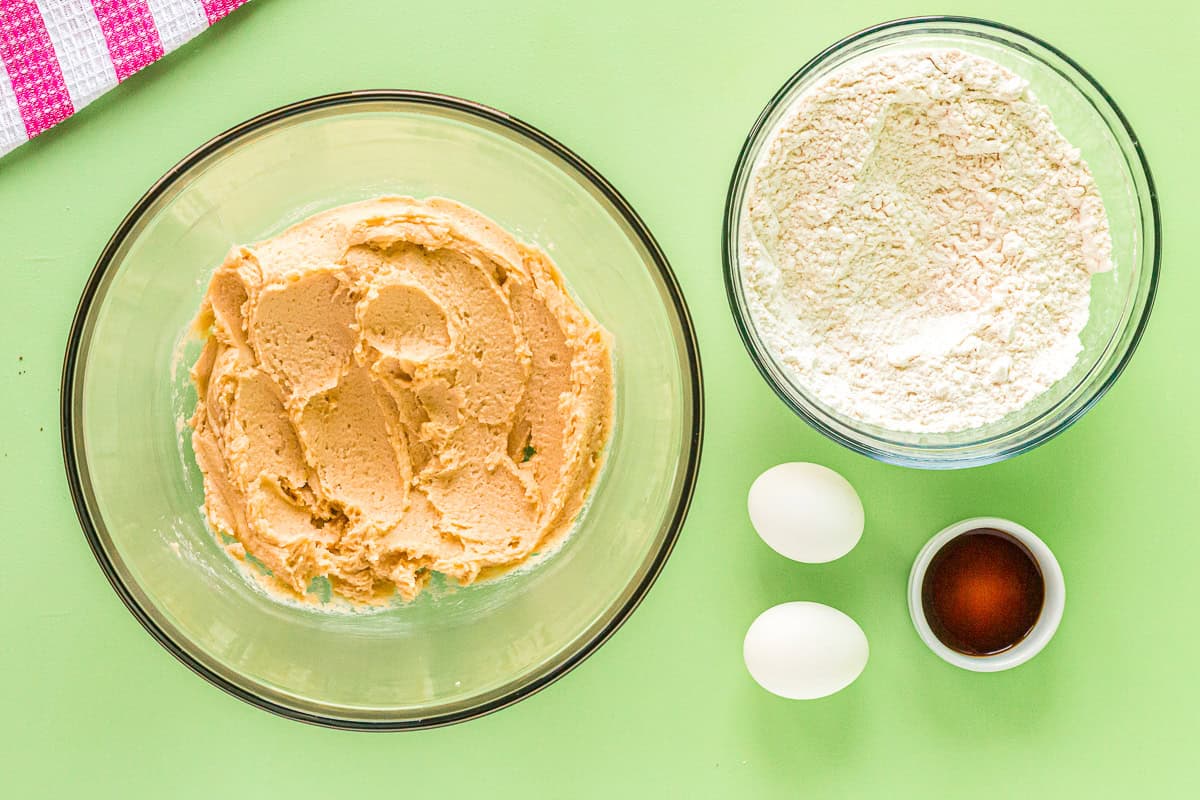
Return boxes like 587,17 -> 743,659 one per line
724,16 -> 1159,468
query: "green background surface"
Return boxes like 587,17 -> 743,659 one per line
2,0 -> 1196,796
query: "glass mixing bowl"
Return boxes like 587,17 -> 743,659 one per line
724,17 -> 1159,469
62,92 -> 702,729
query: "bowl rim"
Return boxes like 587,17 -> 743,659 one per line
721,15 -> 1161,469
60,90 -> 705,731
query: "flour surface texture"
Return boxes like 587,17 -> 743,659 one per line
740,49 -> 1113,433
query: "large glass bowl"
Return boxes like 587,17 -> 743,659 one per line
724,17 -> 1159,469
62,92 -> 702,729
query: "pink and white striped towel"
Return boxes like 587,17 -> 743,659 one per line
0,0 -> 249,157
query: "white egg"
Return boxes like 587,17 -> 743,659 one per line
748,462 -> 864,563
743,602 -> 869,700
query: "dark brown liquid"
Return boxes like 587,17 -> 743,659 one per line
921,528 -> 1044,656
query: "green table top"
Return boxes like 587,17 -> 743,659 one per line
3,0 -> 1196,796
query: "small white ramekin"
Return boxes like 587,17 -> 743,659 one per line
908,517 -> 1065,672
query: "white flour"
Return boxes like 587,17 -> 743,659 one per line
740,49 -> 1113,433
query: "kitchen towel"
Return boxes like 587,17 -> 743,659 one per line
0,0 -> 249,157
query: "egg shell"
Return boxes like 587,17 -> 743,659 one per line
743,601 -> 869,700
748,462 -> 864,563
